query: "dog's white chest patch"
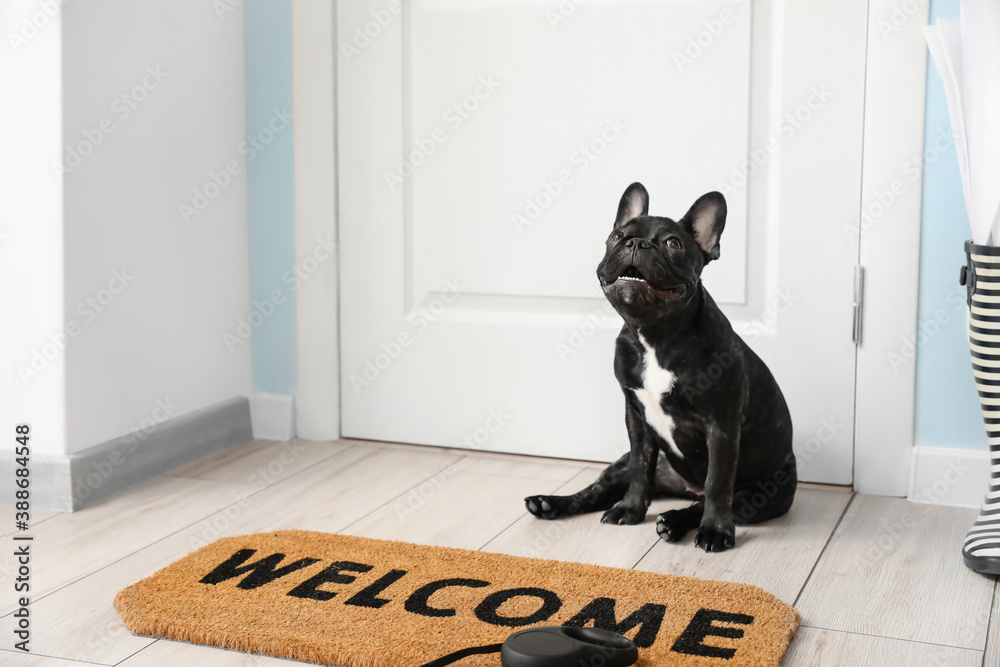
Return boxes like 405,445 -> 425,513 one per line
631,334 -> 684,459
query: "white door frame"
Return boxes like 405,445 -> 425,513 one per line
852,0 -> 929,496
292,0 -> 929,496
291,0 -> 340,442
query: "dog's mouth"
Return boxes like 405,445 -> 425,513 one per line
602,265 -> 686,300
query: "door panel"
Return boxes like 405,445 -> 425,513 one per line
409,0 -> 749,304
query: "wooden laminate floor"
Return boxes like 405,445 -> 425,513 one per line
0,439 -> 995,666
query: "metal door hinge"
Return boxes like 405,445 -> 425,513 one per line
852,266 -> 865,345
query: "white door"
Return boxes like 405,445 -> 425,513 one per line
338,0 -> 868,485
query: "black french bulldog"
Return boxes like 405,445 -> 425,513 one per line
525,183 -> 795,552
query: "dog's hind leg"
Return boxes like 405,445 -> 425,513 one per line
655,458 -> 797,541
651,456 -> 702,500
525,453 -> 630,520
733,456 -> 798,525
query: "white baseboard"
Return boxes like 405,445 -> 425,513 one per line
908,445 -> 990,508
251,392 -> 296,440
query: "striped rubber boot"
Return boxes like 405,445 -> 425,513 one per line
961,241 -> 1000,575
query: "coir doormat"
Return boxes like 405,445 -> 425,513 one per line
114,530 -> 799,667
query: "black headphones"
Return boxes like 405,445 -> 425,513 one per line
421,625 -> 639,667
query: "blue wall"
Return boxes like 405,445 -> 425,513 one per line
245,0 -> 297,395
913,0 -> 984,449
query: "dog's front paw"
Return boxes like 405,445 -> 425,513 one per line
525,495 -> 573,520
694,524 -> 736,552
600,502 -> 646,526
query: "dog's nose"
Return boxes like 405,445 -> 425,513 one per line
624,237 -> 652,250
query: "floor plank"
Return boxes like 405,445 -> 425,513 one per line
167,439 -> 351,487
449,453 -> 585,482
11,444 -> 461,665
983,577 -> 1000,666
795,495 -> 994,650
482,468 -> 666,568
0,475 -> 255,617
342,456 -> 581,549
0,508 -> 62,537
0,648 -> 113,665
781,627 -> 983,666
116,639 -> 300,666
178,443 -> 465,551
634,487 -> 851,604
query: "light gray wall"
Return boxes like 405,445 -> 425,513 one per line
60,0 -> 252,453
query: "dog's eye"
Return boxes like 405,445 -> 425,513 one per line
610,231 -> 624,242
665,237 -> 682,249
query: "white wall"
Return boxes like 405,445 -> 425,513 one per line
58,0 -> 251,453
1,0 -> 67,457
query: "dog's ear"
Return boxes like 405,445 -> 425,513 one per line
614,182 -> 649,228
681,191 -> 727,262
